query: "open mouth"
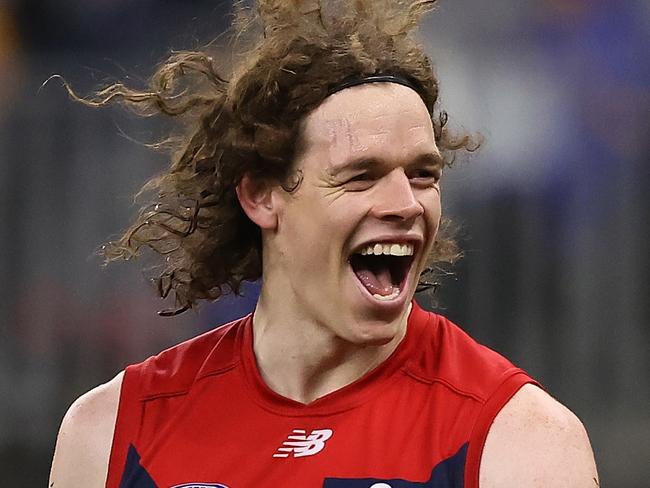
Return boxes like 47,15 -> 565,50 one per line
349,243 -> 416,301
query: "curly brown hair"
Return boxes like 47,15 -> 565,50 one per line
67,0 -> 477,315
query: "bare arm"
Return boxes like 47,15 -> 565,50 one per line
479,383 -> 599,488
49,372 -> 124,488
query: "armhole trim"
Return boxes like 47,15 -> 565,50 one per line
464,369 -> 541,488
105,365 -> 144,488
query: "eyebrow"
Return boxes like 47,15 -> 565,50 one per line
327,152 -> 444,177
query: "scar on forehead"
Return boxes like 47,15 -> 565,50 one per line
324,119 -> 348,143
325,118 -> 360,151
407,122 -> 432,132
326,118 -> 394,151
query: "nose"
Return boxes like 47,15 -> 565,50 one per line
371,169 -> 424,222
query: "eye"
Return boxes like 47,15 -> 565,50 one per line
409,167 -> 442,186
348,173 -> 372,182
342,172 -> 376,191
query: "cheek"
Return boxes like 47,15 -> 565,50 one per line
282,198 -> 340,255
423,190 -> 442,226
433,198 -> 442,226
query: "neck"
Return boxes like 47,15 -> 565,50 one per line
251,285 -> 410,405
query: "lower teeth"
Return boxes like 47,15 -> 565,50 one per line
373,288 -> 400,301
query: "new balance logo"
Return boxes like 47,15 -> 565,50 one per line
273,429 -> 333,458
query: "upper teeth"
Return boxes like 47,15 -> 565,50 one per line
359,243 -> 414,256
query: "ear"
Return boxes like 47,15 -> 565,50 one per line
236,173 -> 279,230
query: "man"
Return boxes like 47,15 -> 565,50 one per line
50,1 -> 599,486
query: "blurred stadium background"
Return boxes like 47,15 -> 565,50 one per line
0,0 -> 648,485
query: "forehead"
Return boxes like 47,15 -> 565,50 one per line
300,83 -> 437,170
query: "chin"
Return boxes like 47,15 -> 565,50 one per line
357,333 -> 398,347
344,314 -> 404,347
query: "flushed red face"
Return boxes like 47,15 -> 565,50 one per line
267,83 -> 442,345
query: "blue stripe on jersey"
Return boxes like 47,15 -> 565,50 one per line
323,443 -> 468,488
119,442 -> 467,487
119,444 -> 158,488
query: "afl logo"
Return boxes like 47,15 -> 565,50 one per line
171,484 -> 229,488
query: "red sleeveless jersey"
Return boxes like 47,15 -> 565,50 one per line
106,302 -> 538,488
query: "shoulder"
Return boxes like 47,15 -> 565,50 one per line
137,319 -> 244,398
407,307 -> 524,400
49,371 -> 124,488
479,384 -> 599,488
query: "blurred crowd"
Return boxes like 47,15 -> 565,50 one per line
0,1 -> 648,485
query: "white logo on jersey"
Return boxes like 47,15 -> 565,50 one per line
273,429 -> 333,458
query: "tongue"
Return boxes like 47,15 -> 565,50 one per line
355,268 -> 395,296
